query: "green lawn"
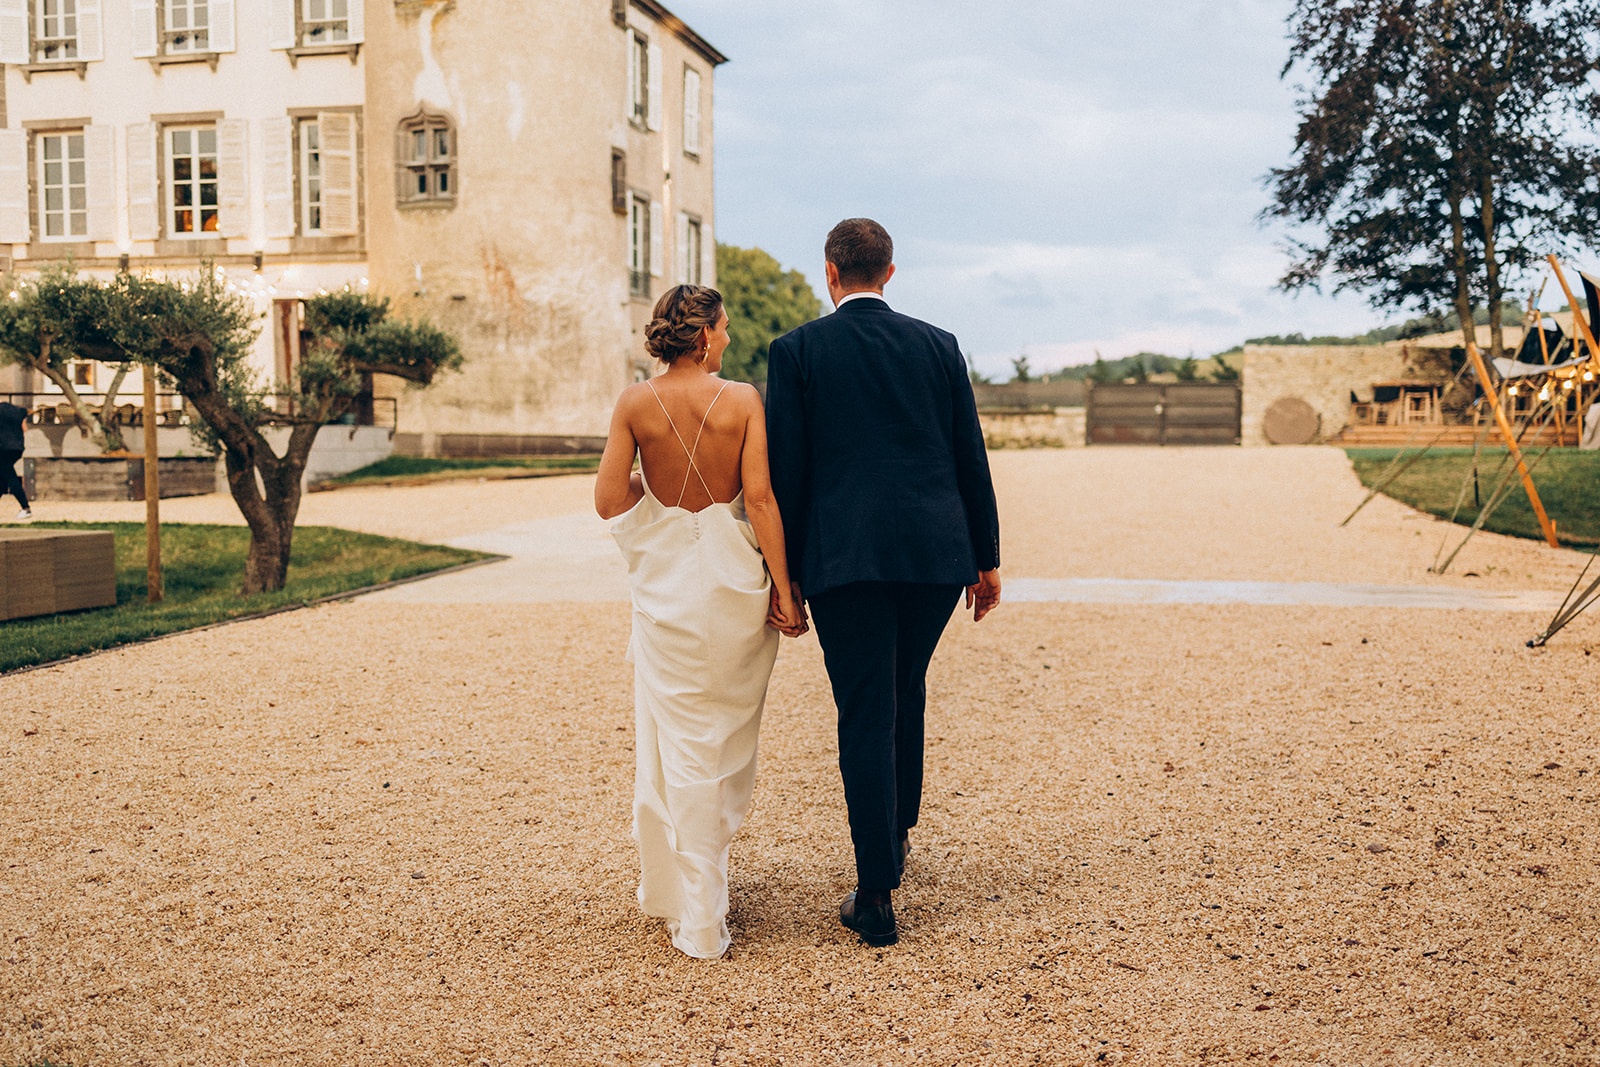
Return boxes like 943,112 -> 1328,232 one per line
1,523 -> 491,673
319,454 -> 599,488
1346,447 -> 1600,547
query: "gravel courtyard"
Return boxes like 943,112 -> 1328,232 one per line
2,447 -> 1596,1066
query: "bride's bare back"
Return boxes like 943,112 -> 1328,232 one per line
632,375 -> 756,511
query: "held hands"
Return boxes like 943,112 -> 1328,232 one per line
766,581 -> 810,637
966,569 -> 1001,622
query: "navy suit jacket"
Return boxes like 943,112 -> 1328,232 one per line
765,296 -> 1000,598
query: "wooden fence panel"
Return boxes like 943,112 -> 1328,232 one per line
1087,382 -> 1240,445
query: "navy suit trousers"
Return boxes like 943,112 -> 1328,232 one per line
808,581 -> 963,892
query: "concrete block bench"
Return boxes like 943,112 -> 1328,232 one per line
0,529 -> 117,621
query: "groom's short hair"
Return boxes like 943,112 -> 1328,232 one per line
825,218 -> 893,288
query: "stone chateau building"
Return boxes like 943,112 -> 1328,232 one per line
0,0 -> 724,451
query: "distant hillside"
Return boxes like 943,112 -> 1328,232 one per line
1016,300 -> 1534,385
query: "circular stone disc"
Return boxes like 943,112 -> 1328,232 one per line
1263,397 -> 1320,445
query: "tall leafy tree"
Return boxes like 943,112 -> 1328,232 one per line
1265,0 -> 1600,359
713,244 -> 821,382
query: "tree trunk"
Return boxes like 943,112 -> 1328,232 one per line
1448,192 -> 1477,348
95,365 -> 130,453
36,359 -> 119,452
209,408 -> 324,594
1480,171 -> 1505,361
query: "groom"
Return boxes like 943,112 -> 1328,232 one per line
766,217 -> 1001,947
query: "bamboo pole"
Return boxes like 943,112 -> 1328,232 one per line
1463,339 -> 1559,548
143,365 -> 162,603
1546,254 -> 1600,361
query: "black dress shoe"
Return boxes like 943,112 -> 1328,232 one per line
840,892 -> 898,947
895,833 -> 911,880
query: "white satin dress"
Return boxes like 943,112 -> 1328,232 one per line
608,382 -> 779,959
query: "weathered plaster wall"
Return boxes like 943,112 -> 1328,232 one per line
366,2 -> 719,443
365,3 -> 621,441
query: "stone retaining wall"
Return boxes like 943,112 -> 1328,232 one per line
1242,344 -> 1455,445
979,408 -> 1086,449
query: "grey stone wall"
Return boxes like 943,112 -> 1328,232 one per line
979,408 -> 1085,448
1241,344 -> 1456,445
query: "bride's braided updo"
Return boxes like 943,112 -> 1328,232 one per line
644,284 -> 723,365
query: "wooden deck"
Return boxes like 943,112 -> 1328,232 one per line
1331,423 -> 1580,448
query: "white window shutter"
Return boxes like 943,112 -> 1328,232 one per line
267,0 -> 295,49
0,130 -> 27,243
0,0 -> 27,65
701,221 -> 714,287
84,126 -> 116,241
318,112 -> 359,236
347,0 -> 364,44
674,211 -> 689,284
263,117 -> 295,238
683,68 -> 701,155
209,0 -> 236,53
126,123 -> 160,241
646,43 -> 663,131
77,0 -> 105,60
217,119 -> 250,238
626,30 -> 639,124
649,202 -> 663,278
131,0 -> 157,57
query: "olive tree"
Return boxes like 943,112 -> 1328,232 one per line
76,270 -> 462,593
0,266 -> 134,452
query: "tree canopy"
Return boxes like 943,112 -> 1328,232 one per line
11,267 -> 461,593
1265,0 -> 1600,360
0,266 -> 135,451
713,244 -> 822,382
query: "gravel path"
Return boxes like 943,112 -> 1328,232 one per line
2,447 -> 1596,1066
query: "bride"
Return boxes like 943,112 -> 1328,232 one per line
595,284 -> 806,959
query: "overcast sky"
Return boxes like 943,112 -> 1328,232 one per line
663,0 -> 1391,378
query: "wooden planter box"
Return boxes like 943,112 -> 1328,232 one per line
0,529 -> 117,620
27,456 -> 217,501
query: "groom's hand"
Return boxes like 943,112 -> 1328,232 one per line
767,582 -> 810,637
966,569 -> 1001,622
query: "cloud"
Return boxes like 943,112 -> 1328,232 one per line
667,0 -> 1383,364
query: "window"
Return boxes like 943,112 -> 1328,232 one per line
628,33 -> 649,128
678,213 -> 702,285
164,0 -> 210,53
36,0 -> 78,60
683,67 -> 702,157
398,111 -> 453,204
71,361 -> 93,387
298,119 -> 323,234
38,131 -> 87,240
166,125 -> 218,236
628,194 -> 650,297
300,0 -> 348,44
611,150 -> 626,215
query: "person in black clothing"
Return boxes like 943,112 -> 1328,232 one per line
0,400 -> 32,519
765,218 -> 1001,947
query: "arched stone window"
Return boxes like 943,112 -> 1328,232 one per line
396,108 -> 454,205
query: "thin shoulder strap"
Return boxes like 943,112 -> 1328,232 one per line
647,379 -> 730,507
